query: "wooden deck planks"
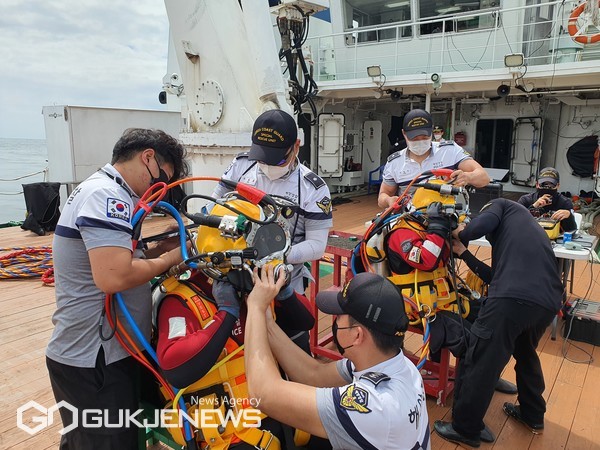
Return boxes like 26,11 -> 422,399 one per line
1,197 -> 600,449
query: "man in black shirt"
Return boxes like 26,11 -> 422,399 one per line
434,198 -> 564,448
518,167 -> 577,232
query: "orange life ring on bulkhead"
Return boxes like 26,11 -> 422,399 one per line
568,1 -> 600,44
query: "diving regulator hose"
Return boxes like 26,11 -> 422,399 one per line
102,176 -> 286,449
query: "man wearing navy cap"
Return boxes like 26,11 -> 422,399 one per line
212,109 -> 332,352
245,268 -> 431,450
378,108 -> 490,208
518,167 -> 577,231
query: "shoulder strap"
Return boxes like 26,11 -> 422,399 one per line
359,372 -> 391,386
438,140 -> 455,147
304,170 -> 326,189
387,150 -> 402,162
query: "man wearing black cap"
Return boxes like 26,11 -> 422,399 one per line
245,267 -> 431,450
434,198 -> 563,447
518,167 -> 576,232
212,109 -> 333,351
378,108 -> 489,209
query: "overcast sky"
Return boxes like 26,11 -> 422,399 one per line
0,0 -> 170,139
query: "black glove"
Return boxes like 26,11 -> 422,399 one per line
427,202 -> 451,238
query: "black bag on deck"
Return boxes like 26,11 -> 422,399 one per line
21,182 -> 61,236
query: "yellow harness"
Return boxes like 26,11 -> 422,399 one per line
384,218 -> 469,325
159,276 -> 280,450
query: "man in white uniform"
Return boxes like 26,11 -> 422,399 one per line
46,128 -> 188,449
245,269 -> 431,450
378,109 -> 490,209
212,109 -> 333,351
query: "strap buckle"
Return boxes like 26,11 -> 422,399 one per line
255,431 -> 274,450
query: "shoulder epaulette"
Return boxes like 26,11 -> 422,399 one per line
359,371 -> 391,386
304,171 -> 325,189
387,150 -> 402,162
235,151 -> 250,160
439,140 -> 455,147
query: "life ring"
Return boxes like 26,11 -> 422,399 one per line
568,1 -> 600,45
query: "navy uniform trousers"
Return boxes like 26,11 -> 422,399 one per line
451,296 -> 557,439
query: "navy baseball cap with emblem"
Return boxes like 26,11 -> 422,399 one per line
538,167 -> 559,187
248,110 -> 298,166
316,272 -> 409,337
403,109 -> 433,140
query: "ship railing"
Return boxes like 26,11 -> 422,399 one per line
0,167 -> 48,196
306,0 -> 600,82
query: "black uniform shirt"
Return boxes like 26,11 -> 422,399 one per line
459,198 -> 563,313
518,192 -> 577,231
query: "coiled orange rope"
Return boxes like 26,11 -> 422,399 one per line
0,247 -> 54,284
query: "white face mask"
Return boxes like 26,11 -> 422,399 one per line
434,133 -> 443,141
407,138 -> 432,156
258,162 -> 290,180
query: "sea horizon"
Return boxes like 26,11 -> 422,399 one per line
0,137 -> 48,224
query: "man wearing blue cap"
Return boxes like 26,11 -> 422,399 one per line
245,268 -> 431,450
378,108 -> 490,209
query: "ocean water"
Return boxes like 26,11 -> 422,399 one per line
0,138 -> 48,224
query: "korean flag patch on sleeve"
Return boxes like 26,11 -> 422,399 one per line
106,198 -> 131,222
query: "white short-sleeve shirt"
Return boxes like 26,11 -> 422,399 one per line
316,352 -> 431,450
383,141 -> 472,194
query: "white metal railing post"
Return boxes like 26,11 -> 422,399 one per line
440,20 -> 446,71
450,98 -> 456,138
354,32 -> 360,78
491,10 -> 499,68
316,37 -> 321,82
549,3 -> 560,64
395,26 -> 399,75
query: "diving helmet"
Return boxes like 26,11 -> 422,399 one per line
411,179 -> 456,211
194,196 -> 291,292
195,199 -> 259,257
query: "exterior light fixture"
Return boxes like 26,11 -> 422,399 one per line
367,65 -> 382,78
504,53 -> 524,67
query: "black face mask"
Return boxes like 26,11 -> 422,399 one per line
147,156 -> 170,186
332,318 -> 356,355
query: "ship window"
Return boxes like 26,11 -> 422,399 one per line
419,0 -> 498,36
475,119 -> 513,170
344,0 -> 413,44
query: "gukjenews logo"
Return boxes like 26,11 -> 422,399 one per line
17,400 -> 262,435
